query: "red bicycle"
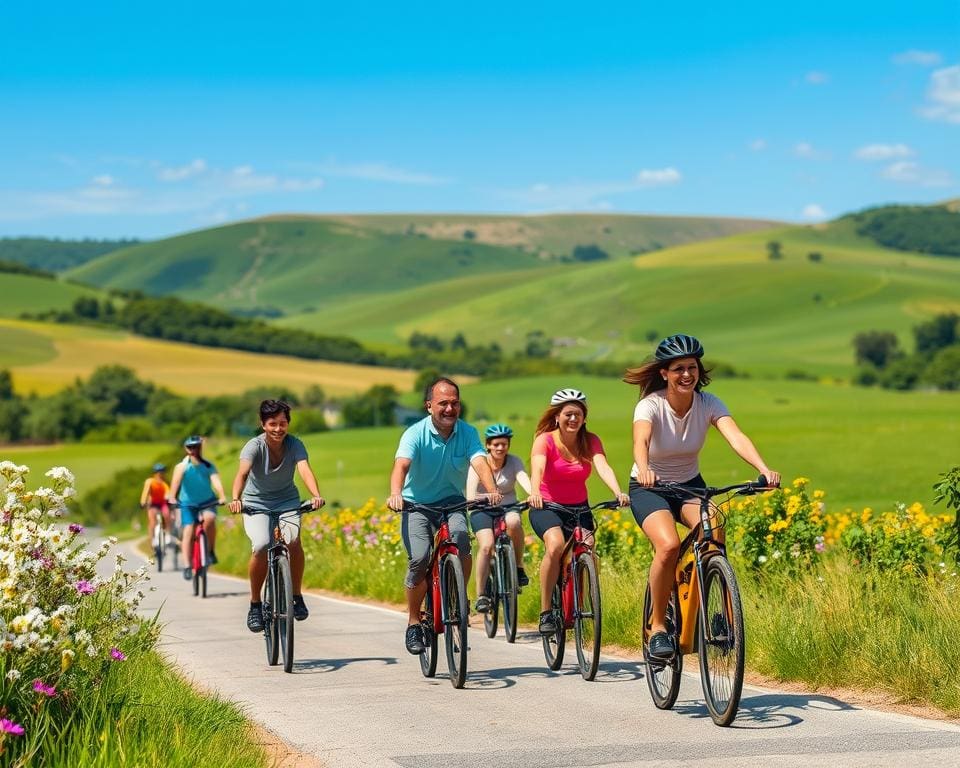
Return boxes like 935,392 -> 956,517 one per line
172,500 -> 220,598
404,499 -> 479,689
481,502 -> 527,644
540,499 -> 619,681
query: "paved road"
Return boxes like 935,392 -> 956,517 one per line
130,545 -> 960,768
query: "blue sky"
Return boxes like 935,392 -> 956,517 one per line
1,1 -> 958,238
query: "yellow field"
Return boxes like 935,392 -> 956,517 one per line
1,319 -> 418,396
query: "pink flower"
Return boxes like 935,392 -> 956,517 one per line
32,679 -> 56,697
74,580 -> 94,595
815,541 -> 826,553
109,647 -> 126,661
68,523 -> 84,534
0,719 -> 24,736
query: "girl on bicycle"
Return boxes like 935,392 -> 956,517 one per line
624,334 -> 780,659
527,388 -> 629,636
140,462 -> 170,548
466,423 -> 532,612
167,436 -> 227,581
228,399 -> 324,634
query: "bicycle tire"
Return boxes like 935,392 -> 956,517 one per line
153,526 -> 164,572
442,555 -> 469,689
277,553 -> 295,673
482,556 -> 499,639
698,556 -> 745,726
419,580 -> 438,678
642,582 -> 682,709
264,559 -> 279,666
573,553 -> 601,681
542,581 -> 565,670
501,543 -> 518,644
191,529 -> 203,597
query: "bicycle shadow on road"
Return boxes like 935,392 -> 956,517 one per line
293,656 -> 399,674
193,591 -> 249,599
673,692 -> 856,729
465,666 -> 569,689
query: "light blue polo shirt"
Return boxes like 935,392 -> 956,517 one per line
396,417 -> 485,503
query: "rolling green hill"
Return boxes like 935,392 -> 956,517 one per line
0,272 -> 108,317
0,237 -> 137,271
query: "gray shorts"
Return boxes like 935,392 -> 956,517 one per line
243,508 -> 303,553
401,497 -> 471,588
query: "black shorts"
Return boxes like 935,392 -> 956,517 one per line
529,502 -> 595,540
469,507 -> 522,533
629,475 -> 706,528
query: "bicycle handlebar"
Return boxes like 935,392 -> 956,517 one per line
166,499 -> 225,508
649,475 -> 776,500
239,500 -> 316,516
401,498 -> 490,515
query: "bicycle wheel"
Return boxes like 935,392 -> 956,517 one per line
442,555 -> 469,689
277,553 -> 295,673
482,556 -> 499,639
542,581 -> 565,670
573,553 -> 602,681
419,579 -> 438,678
191,534 -> 201,597
153,526 -> 164,572
642,582 -> 682,709
263,559 -> 280,666
698,556 -> 745,726
500,544 -> 518,644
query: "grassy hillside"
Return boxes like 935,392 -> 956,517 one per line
0,237 -> 137,271
0,318 -> 417,397
277,219 -> 960,377
254,375 -> 959,514
0,272 -> 107,317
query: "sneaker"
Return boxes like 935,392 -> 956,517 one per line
516,567 -> 530,588
293,594 -> 309,621
247,603 -> 264,633
538,610 -> 558,636
208,549 -> 218,565
405,624 -> 426,655
182,567 -> 192,581
648,631 -> 674,659
475,594 -> 492,613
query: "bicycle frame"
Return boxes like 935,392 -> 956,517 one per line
675,500 -> 725,654
426,516 -> 461,636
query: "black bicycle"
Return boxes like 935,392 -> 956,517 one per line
641,476 -> 773,726
481,502 -> 527,644
243,501 -> 314,673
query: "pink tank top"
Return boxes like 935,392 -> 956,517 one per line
533,432 -> 604,504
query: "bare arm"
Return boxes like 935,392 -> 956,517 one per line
515,469 -> 532,497
591,452 -> 629,506
715,415 -> 780,487
296,459 -> 325,509
228,459 -> 252,513
465,464 -> 480,502
528,451 -> 546,509
631,419 -> 656,487
387,457 -> 411,511
209,472 -> 227,504
470,455 -> 502,506
139,478 -> 151,507
167,463 -> 185,503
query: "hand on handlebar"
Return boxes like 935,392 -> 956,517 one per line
760,470 -> 781,488
309,496 -> 325,510
228,499 -> 243,514
635,468 -> 658,488
616,492 -> 630,507
527,492 -> 543,509
483,490 -> 503,507
386,493 -> 404,512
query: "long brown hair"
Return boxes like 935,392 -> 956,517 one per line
622,358 -> 712,398
534,401 -> 592,461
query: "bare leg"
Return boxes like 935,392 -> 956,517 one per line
181,524 -> 193,563
474,529 -> 494,593
289,538 -> 305,593
248,550 -> 267,601
203,512 -> 217,553
406,580 -> 429,625
538,527 -> 566,612
641,510 -> 682,634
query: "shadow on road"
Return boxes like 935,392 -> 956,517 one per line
465,666 -> 570,689
294,656 -> 399,673
194,591 -> 248,599
672,692 -> 856,729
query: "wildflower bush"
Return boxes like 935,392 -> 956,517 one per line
0,461 -> 155,765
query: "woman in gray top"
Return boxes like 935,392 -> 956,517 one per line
624,335 -> 779,660
229,399 -> 325,634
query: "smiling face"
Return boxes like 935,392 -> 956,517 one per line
556,402 -> 586,434
486,436 -> 510,461
662,356 -> 700,396
261,413 -> 290,445
426,381 -> 461,436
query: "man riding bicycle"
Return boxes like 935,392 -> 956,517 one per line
229,399 -> 325,633
386,377 -> 502,655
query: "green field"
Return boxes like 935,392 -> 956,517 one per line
195,376 -> 959,515
0,272 -> 105,317
0,318 -> 418,396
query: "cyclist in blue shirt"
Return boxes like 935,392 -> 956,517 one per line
386,377 -> 502,655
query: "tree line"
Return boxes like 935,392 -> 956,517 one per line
853,312 -> 960,390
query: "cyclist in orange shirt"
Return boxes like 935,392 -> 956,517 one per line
140,462 -> 171,545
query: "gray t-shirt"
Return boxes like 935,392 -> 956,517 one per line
239,433 -> 309,509
466,453 -> 527,505
630,391 -> 730,482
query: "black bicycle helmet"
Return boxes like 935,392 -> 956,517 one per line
654,334 -> 704,361
484,423 -> 514,439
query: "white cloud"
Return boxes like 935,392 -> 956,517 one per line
881,161 -> 954,187
91,174 -> 115,186
311,161 -> 448,186
157,158 -> 207,182
502,167 -> 681,210
893,50 -> 942,67
635,167 -> 681,185
921,64 -> 960,123
748,138 -> 767,152
805,71 -> 829,85
854,143 -> 915,161
793,142 -> 828,159
801,204 -> 827,220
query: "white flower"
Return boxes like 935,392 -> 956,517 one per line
757,555 -> 768,564
45,466 -> 75,485
5,669 -> 20,681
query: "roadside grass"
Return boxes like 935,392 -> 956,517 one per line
8,650 -> 267,768
1,317 -> 417,397
213,514 -> 960,715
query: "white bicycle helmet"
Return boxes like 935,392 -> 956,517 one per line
550,388 -> 587,406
